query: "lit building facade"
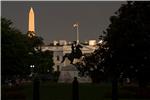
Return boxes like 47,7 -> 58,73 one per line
41,40 -> 98,72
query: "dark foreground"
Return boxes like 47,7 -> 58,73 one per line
2,81 -> 150,100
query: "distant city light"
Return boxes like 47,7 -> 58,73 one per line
89,40 -> 96,46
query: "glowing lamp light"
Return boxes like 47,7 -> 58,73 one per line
30,65 -> 35,68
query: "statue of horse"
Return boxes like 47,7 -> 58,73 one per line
61,44 -> 83,64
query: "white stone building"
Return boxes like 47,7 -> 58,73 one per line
41,40 -> 98,72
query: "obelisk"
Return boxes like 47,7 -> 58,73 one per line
27,7 -> 36,38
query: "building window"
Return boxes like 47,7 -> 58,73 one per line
56,56 -> 59,61
57,65 -> 60,71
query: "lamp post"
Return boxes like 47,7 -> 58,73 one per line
28,52 -> 40,100
30,65 -> 35,77
73,22 -> 79,44
30,64 -> 40,100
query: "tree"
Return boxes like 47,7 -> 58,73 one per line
35,50 -> 54,74
1,18 -> 54,83
104,1 -> 150,87
102,1 -> 150,100
76,1 -> 150,100
1,18 -> 30,81
74,40 -> 108,83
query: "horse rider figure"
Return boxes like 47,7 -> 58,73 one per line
71,41 -> 77,55
71,41 -> 83,59
61,41 -> 83,64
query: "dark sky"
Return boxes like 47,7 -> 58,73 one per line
2,1 -> 126,44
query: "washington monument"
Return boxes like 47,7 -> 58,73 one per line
27,7 -> 36,38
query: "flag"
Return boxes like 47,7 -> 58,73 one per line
73,23 -> 79,27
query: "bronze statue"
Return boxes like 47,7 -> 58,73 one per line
61,41 -> 83,64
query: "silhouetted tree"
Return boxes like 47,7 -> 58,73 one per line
102,1 -> 150,100
1,18 -> 30,82
75,41 -> 108,83
104,1 -> 150,87
37,50 -> 54,74
1,18 -> 54,83
77,1 -> 150,100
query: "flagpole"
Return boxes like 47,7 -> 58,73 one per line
73,22 -> 79,44
76,24 -> 79,44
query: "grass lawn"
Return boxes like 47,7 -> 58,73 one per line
2,81 -> 150,100
22,82 -> 110,100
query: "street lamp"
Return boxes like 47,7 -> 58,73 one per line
73,22 -> 79,44
30,65 -> 35,77
30,65 -> 35,68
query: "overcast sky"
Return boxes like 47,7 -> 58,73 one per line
2,1 -> 126,44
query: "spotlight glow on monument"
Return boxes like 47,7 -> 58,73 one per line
29,7 -> 35,32
27,7 -> 36,38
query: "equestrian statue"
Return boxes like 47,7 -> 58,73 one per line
61,41 -> 83,64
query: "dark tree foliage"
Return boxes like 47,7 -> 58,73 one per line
104,1 -> 150,87
1,18 -> 30,81
75,41 -> 108,83
76,2 -> 150,100
35,50 -> 54,74
1,18 -> 54,82
102,2 -> 150,99
78,2 -> 150,87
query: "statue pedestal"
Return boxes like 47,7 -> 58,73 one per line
73,58 -> 83,63
58,64 -> 92,83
